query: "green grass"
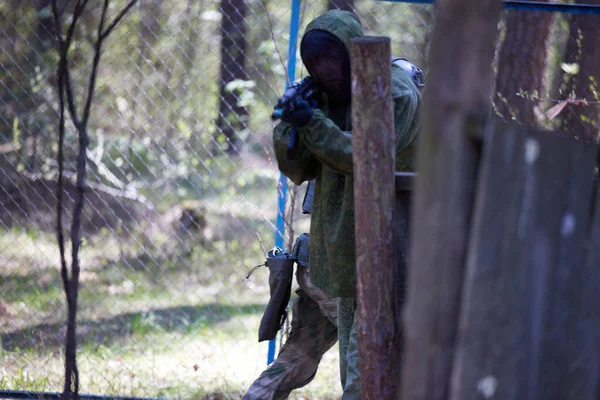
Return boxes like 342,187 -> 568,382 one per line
0,214 -> 339,399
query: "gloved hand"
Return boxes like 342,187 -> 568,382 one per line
280,99 -> 313,128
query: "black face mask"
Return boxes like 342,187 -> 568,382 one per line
301,30 -> 351,104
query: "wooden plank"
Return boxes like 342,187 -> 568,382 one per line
400,0 -> 503,398
449,120 -> 598,400
351,36 -> 400,400
576,152 -> 600,398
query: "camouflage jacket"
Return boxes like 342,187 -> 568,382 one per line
273,10 -> 421,297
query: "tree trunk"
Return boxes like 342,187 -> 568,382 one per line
560,0 -> 600,142
495,2 -> 554,126
216,0 -> 249,155
328,0 -> 354,12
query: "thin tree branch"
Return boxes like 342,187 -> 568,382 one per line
259,0 -> 288,91
285,183 -> 298,251
65,0 -> 88,49
61,0 -> 89,132
52,0 -> 65,50
50,0 -> 67,273
53,0 -> 86,132
256,232 -> 268,258
81,0 -> 109,127
51,2 -> 75,399
101,0 -> 138,40
65,3 -> 112,395
51,1 -> 138,398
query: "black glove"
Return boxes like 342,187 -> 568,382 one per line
280,99 -> 313,128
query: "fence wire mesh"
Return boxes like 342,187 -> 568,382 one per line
0,0 -> 598,399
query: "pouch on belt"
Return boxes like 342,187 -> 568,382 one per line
258,247 -> 295,342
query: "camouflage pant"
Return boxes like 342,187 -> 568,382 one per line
337,298 -> 360,400
242,265 -> 338,400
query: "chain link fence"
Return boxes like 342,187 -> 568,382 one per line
1,0 -> 599,399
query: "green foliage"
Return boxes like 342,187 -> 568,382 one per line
0,367 -> 51,392
130,312 -> 165,335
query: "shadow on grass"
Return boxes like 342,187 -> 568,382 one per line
1,303 -> 265,352
1,270 -> 64,304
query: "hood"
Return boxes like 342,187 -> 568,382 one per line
301,10 -> 364,59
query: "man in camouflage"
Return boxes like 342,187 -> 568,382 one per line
243,9 -> 421,399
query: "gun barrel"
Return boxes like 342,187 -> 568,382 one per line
271,109 -> 284,121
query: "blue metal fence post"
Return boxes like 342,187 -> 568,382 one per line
269,0 -> 302,365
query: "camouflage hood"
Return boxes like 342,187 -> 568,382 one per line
300,10 -> 364,62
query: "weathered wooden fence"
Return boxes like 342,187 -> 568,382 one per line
442,119 -> 600,400
358,95 -> 600,400
352,22 -> 600,400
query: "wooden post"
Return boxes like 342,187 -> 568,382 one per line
351,36 -> 399,400
400,0 -> 503,399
